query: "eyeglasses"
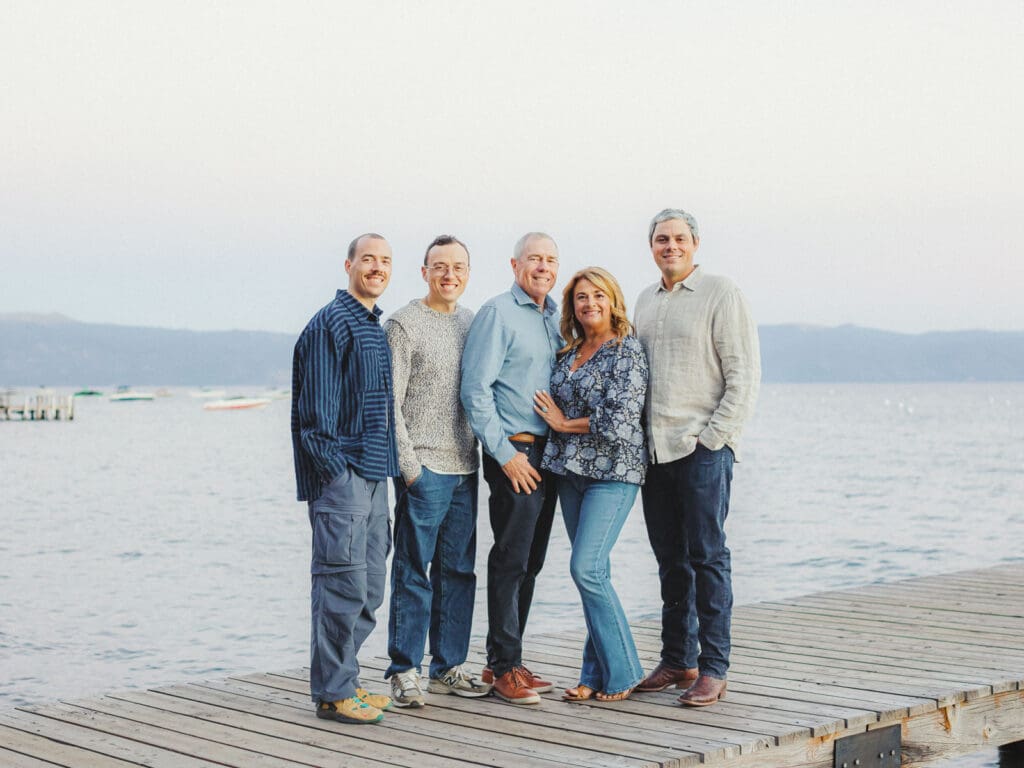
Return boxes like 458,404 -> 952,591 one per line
428,264 -> 469,276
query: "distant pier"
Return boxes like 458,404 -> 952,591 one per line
2,563 -> 1022,767
0,391 -> 74,421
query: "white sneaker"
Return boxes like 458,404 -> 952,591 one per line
389,669 -> 426,708
427,664 -> 492,698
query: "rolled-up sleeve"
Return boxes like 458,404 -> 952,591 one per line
460,305 -> 517,466
296,327 -> 351,482
700,289 -> 761,450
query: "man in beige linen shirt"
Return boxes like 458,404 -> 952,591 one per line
633,208 -> 760,707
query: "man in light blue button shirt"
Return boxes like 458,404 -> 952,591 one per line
460,232 -> 563,704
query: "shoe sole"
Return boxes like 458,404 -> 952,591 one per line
391,698 -> 426,708
636,680 -> 695,692
316,709 -> 384,724
427,681 -> 492,698
678,684 -> 727,707
492,690 -> 541,705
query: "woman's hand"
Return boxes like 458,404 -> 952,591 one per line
533,390 -> 567,432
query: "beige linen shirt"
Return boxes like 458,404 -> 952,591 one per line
634,265 -> 761,463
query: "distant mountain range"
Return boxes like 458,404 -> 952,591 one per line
2,313 -> 1022,386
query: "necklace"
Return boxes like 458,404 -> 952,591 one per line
571,335 -> 614,371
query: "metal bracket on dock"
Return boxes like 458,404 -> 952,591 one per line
834,725 -> 900,768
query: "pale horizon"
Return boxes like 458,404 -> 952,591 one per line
3,2 -> 1022,335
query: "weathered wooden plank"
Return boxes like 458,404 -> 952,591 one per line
902,688 -> 1024,766
18,702 -> 310,767
65,694 -> 395,768
735,605 -> 1024,650
728,644 -> 1021,695
108,689 -> 454,768
0,709 -> 213,767
222,672 -> 736,763
797,592 -> 1024,628
145,684 -> 476,768
755,598 -> 1024,638
724,622 -> 1024,673
0,745 -> 64,768
166,679 -> 654,768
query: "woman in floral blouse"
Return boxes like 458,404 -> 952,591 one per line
533,266 -> 648,702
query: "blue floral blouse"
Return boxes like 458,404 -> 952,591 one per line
541,335 -> 649,484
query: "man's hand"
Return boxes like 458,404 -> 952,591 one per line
502,451 -> 542,494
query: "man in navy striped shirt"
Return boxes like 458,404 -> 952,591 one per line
291,233 -> 400,725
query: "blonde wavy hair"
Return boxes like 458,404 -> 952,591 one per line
559,266 -> 632,354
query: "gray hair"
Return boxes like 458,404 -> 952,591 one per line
648,209 -> 699,244
346,232 -> 387,262
513,231 -> 558,261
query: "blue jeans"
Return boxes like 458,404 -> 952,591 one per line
641,444 -> 734,679
558,471 -> 643,694
308,467 -> 391,703
386,467 -> 478,679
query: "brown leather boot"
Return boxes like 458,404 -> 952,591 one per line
677,675 -> 727,707
636,661 -> 700,692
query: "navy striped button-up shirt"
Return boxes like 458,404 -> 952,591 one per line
291,289 -> 399,501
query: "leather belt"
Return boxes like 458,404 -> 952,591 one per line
509,432 -> 544,444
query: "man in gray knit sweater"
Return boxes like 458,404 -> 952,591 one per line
383,235 -> 491,707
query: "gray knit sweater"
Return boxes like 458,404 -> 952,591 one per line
384,300 -> 479,483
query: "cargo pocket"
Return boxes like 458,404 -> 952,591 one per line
313,511 -> 369,569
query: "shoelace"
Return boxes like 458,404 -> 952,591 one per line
443,664 -> 470,685
510,667 -> 532,690
396,672 -> 422,694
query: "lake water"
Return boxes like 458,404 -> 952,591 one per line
2,383 -> 1022,766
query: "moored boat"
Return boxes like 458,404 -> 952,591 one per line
202,396 -> 272,411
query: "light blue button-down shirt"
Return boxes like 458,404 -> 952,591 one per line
460,282 -> 563,466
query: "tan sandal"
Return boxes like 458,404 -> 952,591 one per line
595,686 -> 636,702
561,684 -> 596,702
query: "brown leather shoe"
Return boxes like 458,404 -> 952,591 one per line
636,662 -> 699,692
677,675 -> 727,707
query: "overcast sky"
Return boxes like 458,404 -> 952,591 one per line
2,1 -> 1022,334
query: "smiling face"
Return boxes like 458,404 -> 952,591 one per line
345,235 -> 392,308
572,277 -> 613,339
422,241 -> 469,310
511,235 -> 559,305
650,218 -> 699,287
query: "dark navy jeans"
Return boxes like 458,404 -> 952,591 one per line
641,444 -> 734,679
308,466 -> 391,703
482,442 -> 557,677
385,466 -> 478,679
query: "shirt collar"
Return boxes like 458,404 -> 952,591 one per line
336,288 -> 383,320
511,281 -> 558,316
657,264 -> 704,293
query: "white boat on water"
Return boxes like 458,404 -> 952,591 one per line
202,396 -> 272,411
110,391 -> 155,402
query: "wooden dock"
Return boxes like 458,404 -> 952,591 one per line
2,563 -> 1022,767
0,392 -> 74,420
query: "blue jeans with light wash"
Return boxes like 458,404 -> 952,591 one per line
308,466 -> 391,703
641,444 -> 734,679
385,466 -> 478,679
558,470 -> 644,695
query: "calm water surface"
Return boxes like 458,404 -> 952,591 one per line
2,383 -> 1022,766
